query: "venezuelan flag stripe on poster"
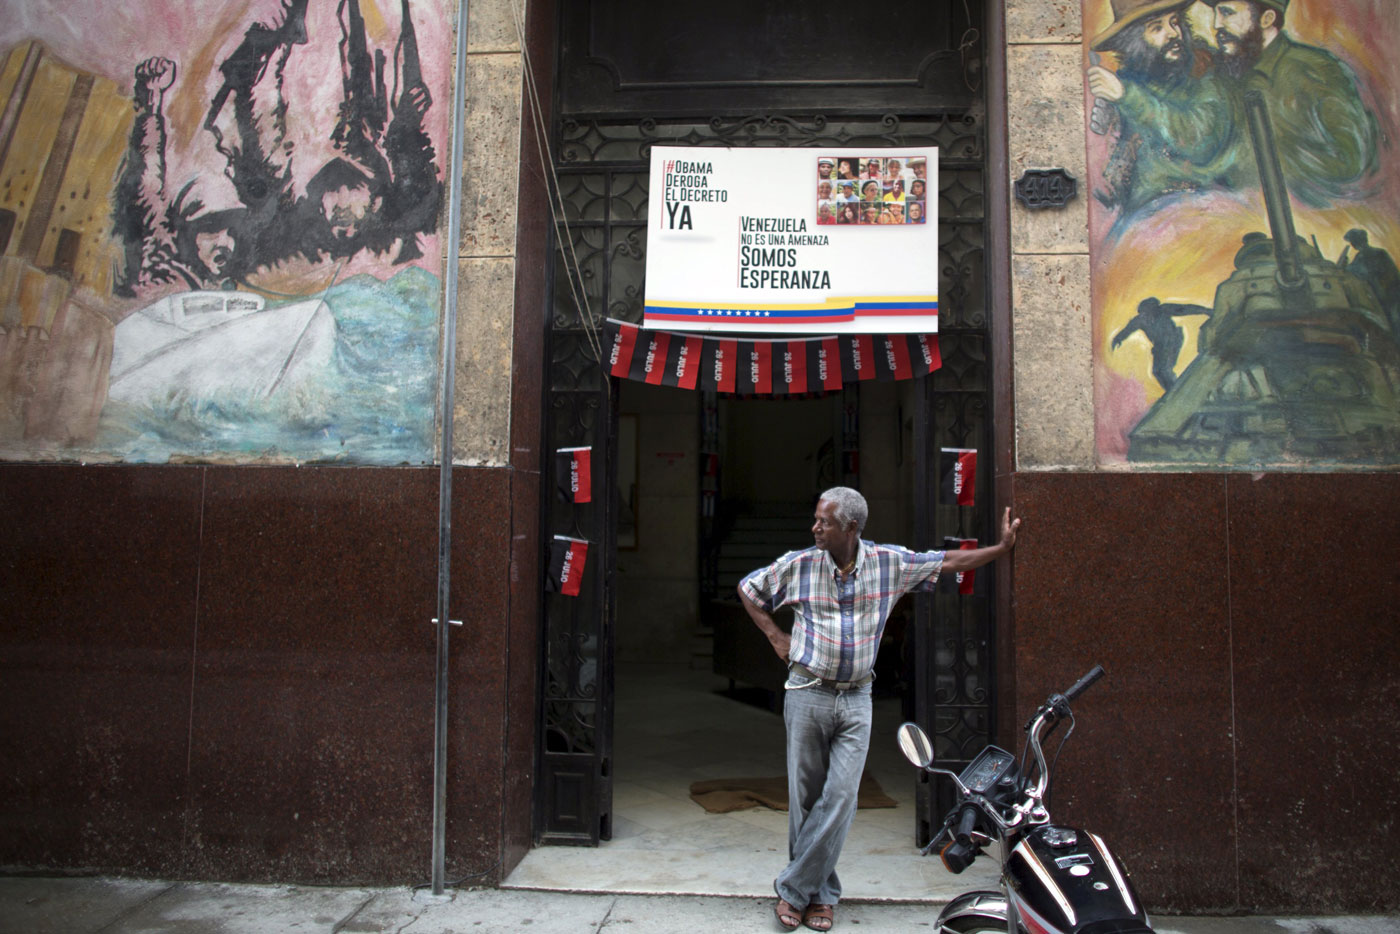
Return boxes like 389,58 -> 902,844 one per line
643,295 -> 939,331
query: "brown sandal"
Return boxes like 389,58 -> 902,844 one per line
775,898 -> 802,930
803,903 -> 835,931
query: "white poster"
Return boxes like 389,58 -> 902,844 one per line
644,147 -> 939,334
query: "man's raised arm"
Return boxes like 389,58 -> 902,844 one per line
941,507 -> 1022,573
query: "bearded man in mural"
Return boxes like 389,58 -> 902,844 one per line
113,0 -> 442,295
1086,0 -> 1238,218
1204,0 -> 1380,207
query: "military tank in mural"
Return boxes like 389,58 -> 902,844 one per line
1128,92 -> 1400,465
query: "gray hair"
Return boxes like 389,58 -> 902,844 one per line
820,486 -> 868,533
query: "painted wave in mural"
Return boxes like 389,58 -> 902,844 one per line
95,267 -> 439,464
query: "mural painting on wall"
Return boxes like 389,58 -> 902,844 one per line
1085,0 -> 1400,466
0,0 -> 449,463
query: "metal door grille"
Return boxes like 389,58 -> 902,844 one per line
536,112 -> 995,844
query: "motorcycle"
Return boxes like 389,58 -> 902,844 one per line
897,665 -> 1152,934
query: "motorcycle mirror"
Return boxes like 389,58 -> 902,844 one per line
897,722 -> 935,768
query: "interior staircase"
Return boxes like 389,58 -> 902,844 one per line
691,501 -> 813,669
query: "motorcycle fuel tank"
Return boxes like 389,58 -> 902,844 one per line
1004,825 -> 1151,934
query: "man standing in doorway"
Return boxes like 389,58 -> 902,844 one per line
739,487 -> 1021,931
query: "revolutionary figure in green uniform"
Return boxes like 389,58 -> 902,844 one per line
1087,0 -> 1238,217
1340,229 -> 1400,336
1205,0 -> 1380,206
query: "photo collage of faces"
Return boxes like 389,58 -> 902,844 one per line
816,156 -> 929,226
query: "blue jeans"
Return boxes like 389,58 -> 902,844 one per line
775,680 -> 873,909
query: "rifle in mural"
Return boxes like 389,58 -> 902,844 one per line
204,0 -> 309,223
1128,91 -> 1400,464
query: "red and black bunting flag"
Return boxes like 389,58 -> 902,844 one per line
875,334 -> 910,381
660,333 -> 705,390
838,334 -> 878,383
700,338 -> 740,393
546,536 -> 590,597
772,339 -> 810,394
556,446 -> 592,504
735,341 -> 773,395
639,331 -> 672,384
941,537 -> 983,596
605,319 -> 939,395
608,322 -> 641,378
940,448 -> 977,507
807,337 -> 844,393
911,333 -> 943,375
621,330 -> 673,383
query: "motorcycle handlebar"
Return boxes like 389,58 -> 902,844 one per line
1063,665 -> 1105,702
953,804 -> 979,846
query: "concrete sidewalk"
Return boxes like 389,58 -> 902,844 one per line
2,876 -> 1397,934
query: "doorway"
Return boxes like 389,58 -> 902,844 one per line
514,378 -> 1003,898
530,0 -> 1000,866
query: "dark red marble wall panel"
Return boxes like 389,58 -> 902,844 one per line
445,465 -> 514,884
1009,471 -> 1400,914
0,466 -> 205,876
1225,473 -> 1400,912
185,466 -> 510,884
502,468 -> 541,874
1,464 -> 521,885
1010,473 -> 1237,911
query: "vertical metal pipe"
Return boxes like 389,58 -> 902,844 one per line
432,0 -> 472,897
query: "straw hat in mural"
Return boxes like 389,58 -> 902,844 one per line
1197,0 -> 1288,11
1091,0 -> 1197,51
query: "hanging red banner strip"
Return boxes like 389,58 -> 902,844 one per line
642,332 -> 672,385
881,334 -> 912,381
555,447 -> 593,504
942,537 -> 981,596
547,536 -> 590,597
605,320 -> 938,395
940,447 -> 978,507
780,339 -> 808,395
609,324 -> 640,378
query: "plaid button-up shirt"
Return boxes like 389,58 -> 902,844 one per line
740,541 -> 944,683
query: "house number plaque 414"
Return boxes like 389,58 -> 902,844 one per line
1014,168 -> 1077,210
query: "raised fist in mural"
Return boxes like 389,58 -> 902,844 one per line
400,83 -> 432,119
133,57 -> 177,110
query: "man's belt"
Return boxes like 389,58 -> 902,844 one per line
791,662 -> 874,691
